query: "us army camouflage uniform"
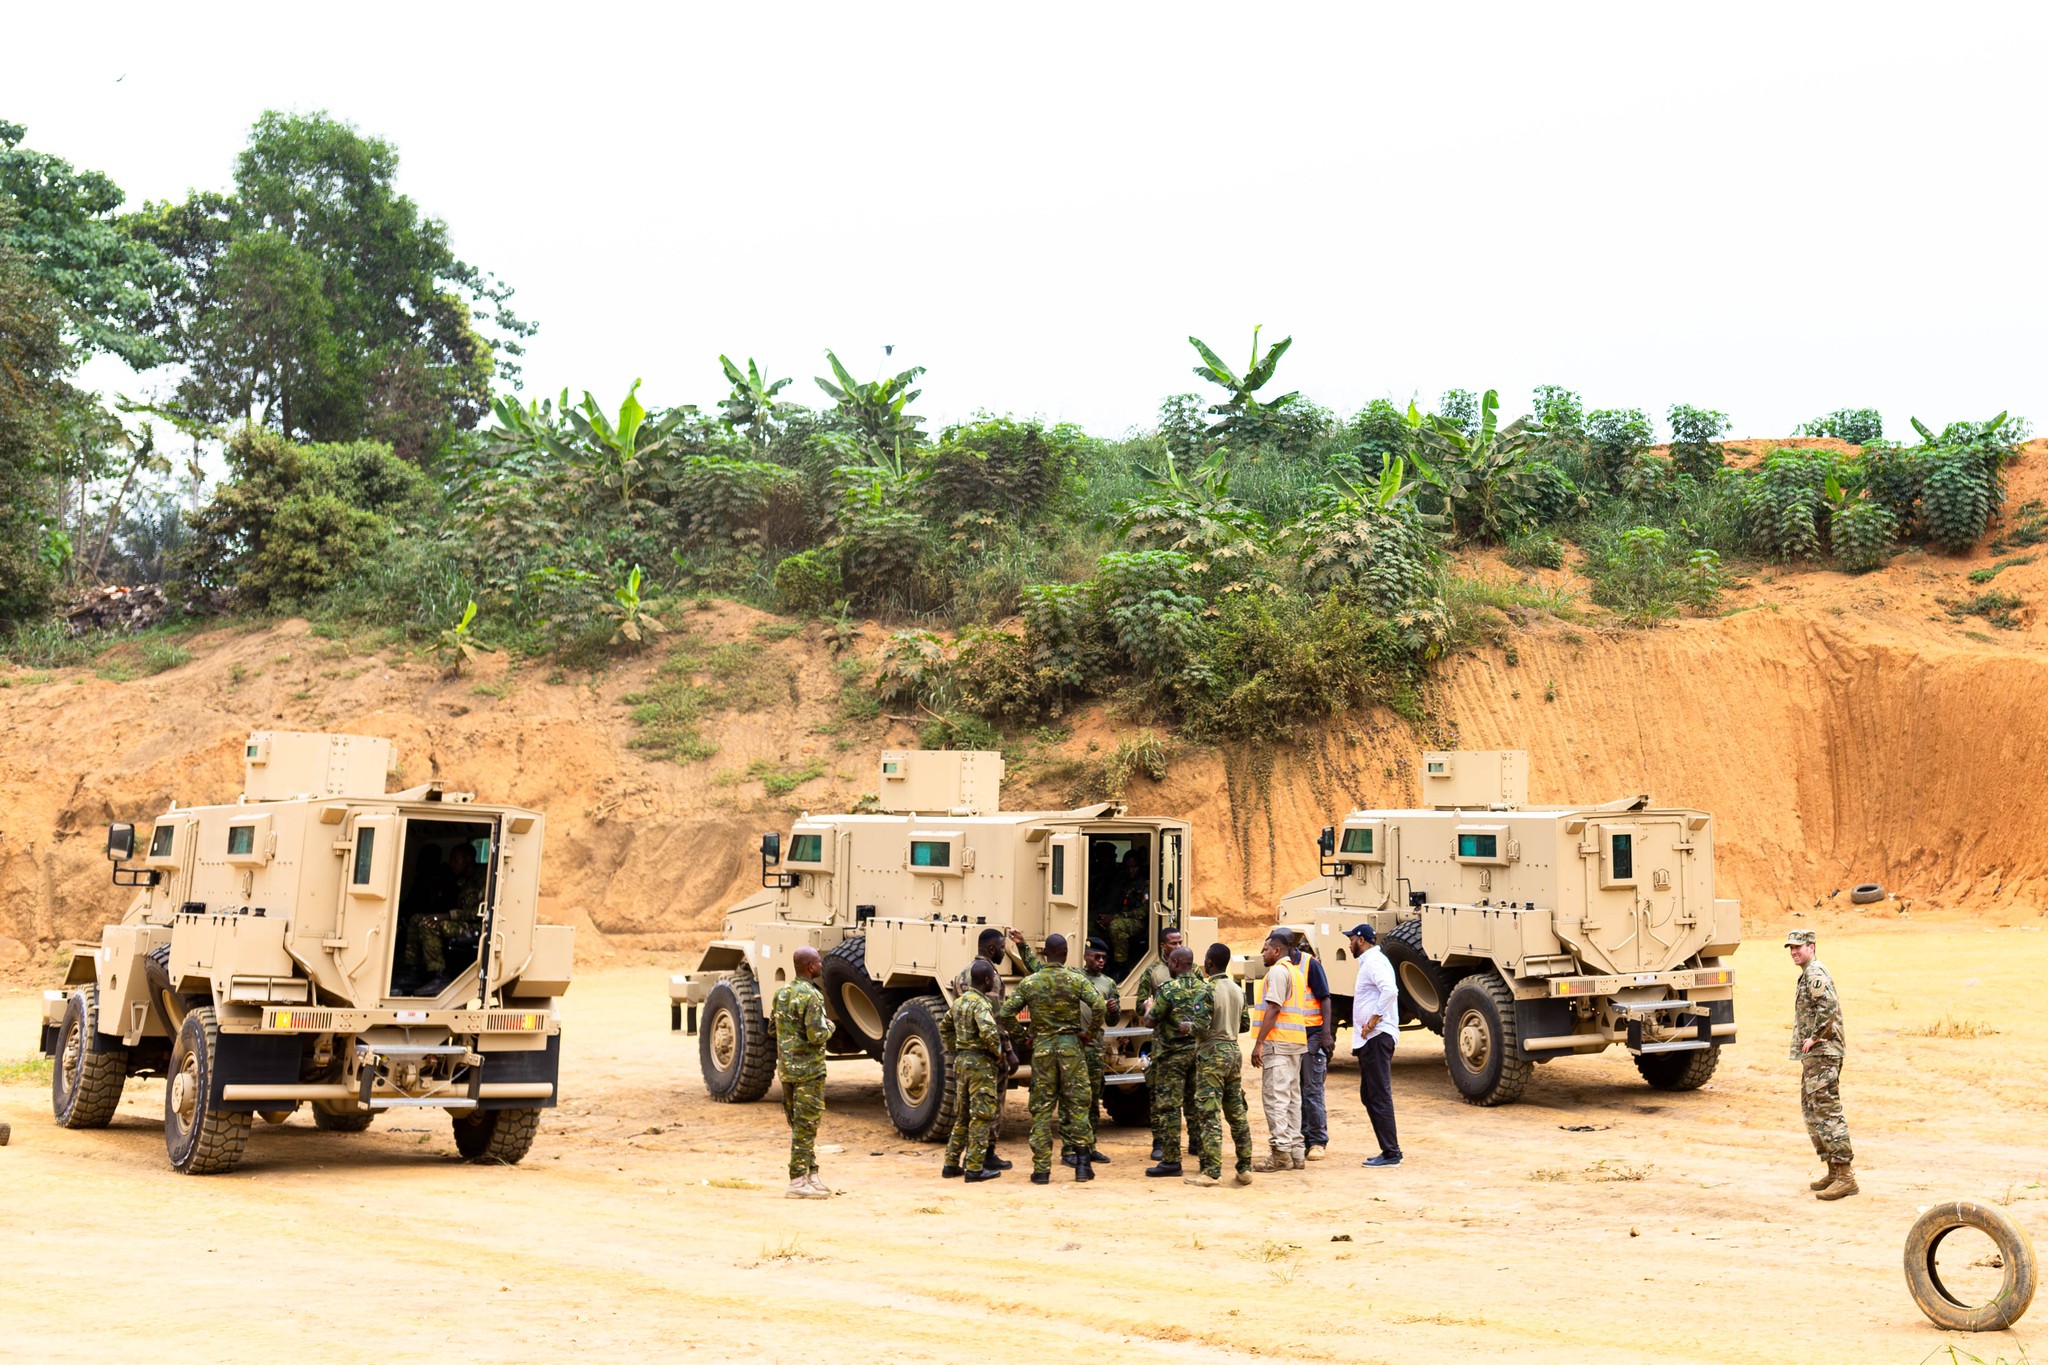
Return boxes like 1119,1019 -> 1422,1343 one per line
1195,973 -> 1253,1179
1791,958 -> 1851,1163
1081,967 -> 1120,1119
1000,964 -> 1105,1175
942,987 -> 1004,1171
1148,971 -> 1212,1160
774,976 -> 834,1180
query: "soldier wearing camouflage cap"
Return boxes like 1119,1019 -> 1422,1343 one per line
1786,929 -> 1856,1200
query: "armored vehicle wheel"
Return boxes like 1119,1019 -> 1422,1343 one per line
1443,972 -> 1531,1107
1385,920 -> 1448,1034
52,988 -> 126,1129
821,937 -> 892,1060
1904,1200 -> 2037,1332
312,1103 -> 376,1133
1101,1079 -> 1152,1128
453,1107 -> 541,1164
701,974 -> 775,1103
164,1006 -> 251,1175
1634,1044 -> 1721,1090
883,995 -> 957,1142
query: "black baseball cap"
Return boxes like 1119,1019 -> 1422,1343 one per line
1344,923 -> 1377,942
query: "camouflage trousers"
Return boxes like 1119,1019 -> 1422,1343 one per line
1026,1035 -> 1094,1174
402,913 -> 475,974
1800,1055 -> 1852,1163
781,1069 -> 825,1180
1194,1040 -> 1253,1178
944,1051 -> 1002,1170
1150,1046 -> 1200,1155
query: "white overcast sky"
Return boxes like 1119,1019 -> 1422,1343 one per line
10,1 -> 2044,442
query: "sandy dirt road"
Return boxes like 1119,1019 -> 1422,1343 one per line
2,918 -> 2042,1364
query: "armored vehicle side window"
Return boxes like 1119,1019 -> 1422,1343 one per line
910,840 -> 951,868
1341,827 -> 1374,855
227,825 -> 256,856
1457,832 -> 1497,858
352,829 -> 377,885
1610,833 -> 1633,881
789,833 -> 823,863
150,824 -> 176,858
1050,845 -> 1065,896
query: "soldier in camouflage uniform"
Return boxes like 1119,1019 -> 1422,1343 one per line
945,926 -> 1037,1172
1135,928 -> 1196,1161
774,945 -> 835,1199
1143,946 -> 1212,1178
1786,929 -> 1855,1200
1061,937 -> 1119,1168
999,934 -> 1105,1184
401,844 -> 487,990
941,960 -> 1005,1183
1191,942 -> 1254,1186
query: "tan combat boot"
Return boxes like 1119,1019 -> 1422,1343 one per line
1816,1163 -> 1858,1201
1250,1147 -> 1292,1173
1290,1150 -> 1307,1170
1305,1144 -> 1327,1162
1808,1164 -> 1834,1192
787,1177 -> 826,1199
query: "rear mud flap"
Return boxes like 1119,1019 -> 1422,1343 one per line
1513,997 -> 1574,1057
212,1032 -> 305,1111
476,1034 -> 561,1110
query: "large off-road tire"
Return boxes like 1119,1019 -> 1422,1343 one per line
1386,919 -> 1448,1034
882,994 -> 956,1142
1443,972 -> 1532,1107
1903,1200 -> 2038,1332
453,1107 -> 541,1164
164,1006 -> 252,1175
700,973 -> 775,1104
142,942 -> 188,1033
52,988 -> 126,1129
1634,1044 -> 1722,1091
820,937 -> 894,1060
311,1103 -> 376,1133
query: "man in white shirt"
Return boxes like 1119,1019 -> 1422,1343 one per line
1345,924 -> 1402,1167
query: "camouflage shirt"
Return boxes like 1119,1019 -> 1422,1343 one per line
1791,960 -> 1845,1060
773,977 -> 833,1079
943,987 -> 1003,1059
1149,972 -> 1213,1052
1082,970 -> 1120,1038
1000,964 -> 1106,1046
1134,958 -> 1173,1014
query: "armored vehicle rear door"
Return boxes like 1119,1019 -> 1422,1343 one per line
1573,816 -> 1689,974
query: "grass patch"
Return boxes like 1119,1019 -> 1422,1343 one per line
1,619 -> 96,669
1968,555 -> 2036,584
746,758 -> 827,796
0,1055 -> 54,1085
624,634 -> 801,764
1991,499 -> 2048,552
707,1177 -> 761,1190
1946,590 -> 2024,630
1902,1012 -> 1999,1038
752,619 -> 807,641
0,671 -> 52,688
472,680 -> 512,698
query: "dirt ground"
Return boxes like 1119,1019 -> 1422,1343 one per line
2,916 -> 2042,1364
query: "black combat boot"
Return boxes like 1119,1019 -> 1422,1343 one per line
964,1166 -> 1002,1183
1188,1132 -> 1201,1156
1149,1140 -> 1164,1162
1145,1160 -> 1183,1178
1085,1147 -> 1110,1163
1030,1170 -> 1050,1185
941,1164 -> 963,1178
1075,1152 -> 1095,1182
984,1146 -> 1014,1171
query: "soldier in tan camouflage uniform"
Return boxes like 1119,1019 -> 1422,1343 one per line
940,960 -> 1005,1183
1786,929 -> 1856,1200
1191,942 -> 1254,1186
774,945 -> 835,1199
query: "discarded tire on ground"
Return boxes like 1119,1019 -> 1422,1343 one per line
1851,883 -> 1887,905
1903,1200 -> 2037,1331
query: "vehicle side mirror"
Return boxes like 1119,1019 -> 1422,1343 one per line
107,823 -> 136,862
1317,825 -> 1335,857
760,832 -> 782,865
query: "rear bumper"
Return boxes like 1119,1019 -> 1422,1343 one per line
242,1005 -> 559,1039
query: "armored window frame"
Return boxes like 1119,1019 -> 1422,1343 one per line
906,830 -> 966,877
222,813 -> 272,867
352,828 -> 377,885
1453,824 -> 1509,866
1598,823 -> 1640,888
149,824 -> 176,858
1334,819 -> 1385,867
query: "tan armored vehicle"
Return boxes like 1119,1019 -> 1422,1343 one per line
670,750 -> 1213,1139
1275,750 -> 1740,1105
39,731 -> 572,1173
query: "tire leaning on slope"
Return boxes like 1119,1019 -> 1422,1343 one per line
1384,919 -> 1448,1034
700,973 -> 775,1103
164,1006 -> 252,1175
1903,1200 -> 2038,1332
453,1108 -> 542,1164
882,994 -> 957,1142
1442,971 -> 1533,1107
52,987 -> 127,1129
1634,1044 -> 1722,1091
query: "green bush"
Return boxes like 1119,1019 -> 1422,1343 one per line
1586,526 -> 1720,623
667,455 -> 805,549
1738,449 -> 1833,560
1920,447 -> 1999,552
1828,499 -> 1897,573
1800,408 -> 1883,445
832,506 -> 930,608
1503,530 -> 1566,571
1290,498 -> 1440,618
1585,408 -> 1653,492
1180,589 -> 1423,741
1666,404 -> 1730,481
772,549 -> 841,613
921,416 -> 1086,520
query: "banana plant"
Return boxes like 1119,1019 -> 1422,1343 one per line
718,355 -> 791,448
1187,326 -> 1299,443
606,565 -> 668,646
1409,388 -> 1540,543
816,350 -> 926,453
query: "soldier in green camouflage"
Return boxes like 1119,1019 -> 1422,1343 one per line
1190,942 -> 1254,1186
1143,946 -> 1211,1178
999,934 -> 1105,1184
941,959 -> 1005,1183
774,945 -> 835,1199
1061,937 -> 1119,1169
1135,928 -> 1197,1162
1786,929 -> 1855,1200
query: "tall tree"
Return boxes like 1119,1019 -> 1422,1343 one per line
129,111 -> 535,461
0,230 -> 80,622
0,119 -> 182,368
